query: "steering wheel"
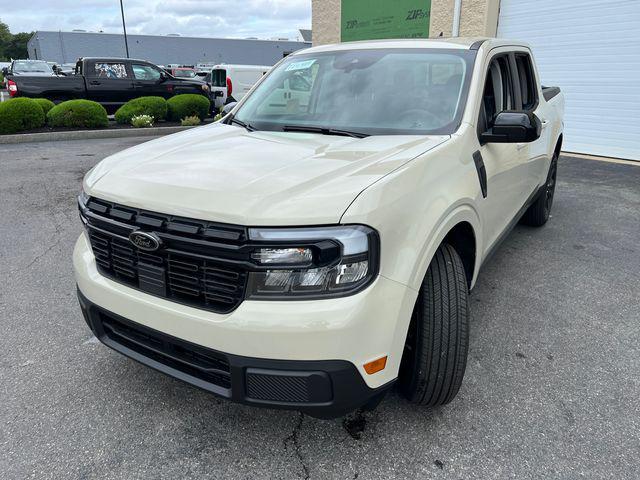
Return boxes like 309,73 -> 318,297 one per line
397,109 -> 441,129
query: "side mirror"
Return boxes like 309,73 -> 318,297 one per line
1,67 -> 8,76
480,111 -> 541,144
159,71 -> 167,82
222,102 -> 237,115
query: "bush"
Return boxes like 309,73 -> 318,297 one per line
167,94 -> 210,121
47,100 -> 108,129
181,115 -> 201,126
115,96 -> 167,124
0,98 -> 46,134
33,98 -> 56,117
131,114 -> 154,128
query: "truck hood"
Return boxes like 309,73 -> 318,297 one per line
85,123 -> 448,225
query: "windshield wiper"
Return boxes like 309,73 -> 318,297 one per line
228,116 -> 256,132
282,125 -> 369,138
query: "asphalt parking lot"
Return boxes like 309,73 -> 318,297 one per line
1,137 -> 638,480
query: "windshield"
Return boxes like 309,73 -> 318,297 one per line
13,61 -> 53,73
233,48 -> 475,136
173,69 -> 196,78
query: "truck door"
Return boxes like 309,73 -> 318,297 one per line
131,62 -> 169,99
84,60 -> 135,106
475,51 -> 531,253
513,51 -> 554,191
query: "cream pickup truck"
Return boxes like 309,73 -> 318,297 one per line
74,38 -> 564,419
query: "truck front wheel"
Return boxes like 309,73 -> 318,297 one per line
398,244 -> 469,407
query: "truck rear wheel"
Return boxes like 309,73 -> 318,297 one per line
521,152 -> 558,227
398,244 -> 469,407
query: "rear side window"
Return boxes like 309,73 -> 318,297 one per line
515,54 -> 537,110
91,62 -> 128,79
211,69 -> 227,87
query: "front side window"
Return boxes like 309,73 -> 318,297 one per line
479,55 -> 514,133
93,63 -> 128,79
132,64 -> 161,81
233,49 -> 475,136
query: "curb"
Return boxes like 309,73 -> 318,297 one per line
0,125 -> 196,144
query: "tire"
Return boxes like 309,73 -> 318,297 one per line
398,243 -> 469,407
520,152 -> 558,227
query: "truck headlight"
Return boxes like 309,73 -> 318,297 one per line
246,225 -> 379,299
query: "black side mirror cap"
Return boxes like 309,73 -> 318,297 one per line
1,67 -> 8,76
480,111 -> 541,144
222,102 -> 238,115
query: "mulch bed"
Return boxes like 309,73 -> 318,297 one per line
18,119 -> 208,135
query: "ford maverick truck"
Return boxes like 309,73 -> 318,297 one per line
74,38 -> 564,418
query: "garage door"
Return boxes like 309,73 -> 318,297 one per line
497,0 -> 640,160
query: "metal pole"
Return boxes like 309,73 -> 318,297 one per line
452,0 -> 462,37
119,0 -> 130,58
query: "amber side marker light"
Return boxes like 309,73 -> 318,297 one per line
363,356 -> 387,375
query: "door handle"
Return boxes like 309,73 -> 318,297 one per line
89,80 -> 101,85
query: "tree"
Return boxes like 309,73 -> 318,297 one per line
0,19 -> 11,60
3,32 -> 31,60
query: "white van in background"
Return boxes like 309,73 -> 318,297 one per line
208,64 -> 271,110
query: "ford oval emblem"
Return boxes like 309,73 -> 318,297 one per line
129,231 -> 161,251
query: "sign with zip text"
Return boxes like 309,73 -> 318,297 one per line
341,0 -> 431,42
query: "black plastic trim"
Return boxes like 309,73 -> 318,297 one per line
77,289 -> 393,419
469,39 -> 487,50
472,150 -> 488,198
542,86 -> 561,102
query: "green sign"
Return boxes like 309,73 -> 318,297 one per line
341,0 -> 431,42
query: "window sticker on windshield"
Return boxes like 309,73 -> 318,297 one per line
285,59 -> 316,71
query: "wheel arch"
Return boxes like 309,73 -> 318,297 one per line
443,221 -> 476,289
408,203 -> 483,292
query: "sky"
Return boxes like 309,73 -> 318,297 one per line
1,0 -> 311,40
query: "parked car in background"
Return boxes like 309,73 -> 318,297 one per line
0,62 -> 10,89
169,67 -> 199,80
207,64 -> 271,110
3,59 -> 59,77
4,57 -> 209,112
74,38 -> 564,418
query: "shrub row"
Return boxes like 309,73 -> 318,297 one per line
0,98 -> 45,134
0,94 -> 211,134
114,96 -> 167,124
114,94 -> 210,124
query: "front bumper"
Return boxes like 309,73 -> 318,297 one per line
74,233 -> 417,417
79,290 -> 392,418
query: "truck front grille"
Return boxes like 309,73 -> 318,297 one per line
80,197 -> 249,314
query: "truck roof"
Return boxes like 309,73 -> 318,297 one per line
298,37 -> 529,55
77,57 -> 152,63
